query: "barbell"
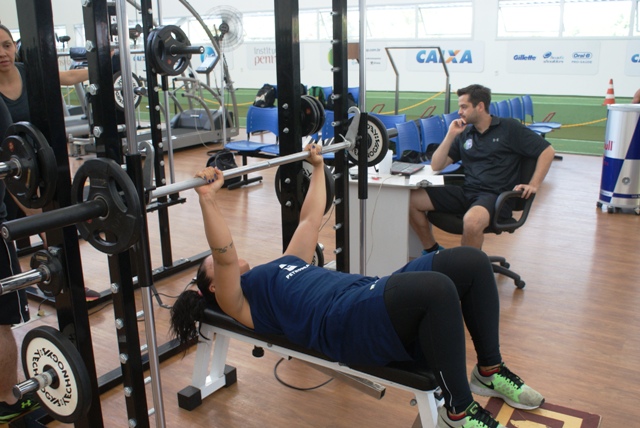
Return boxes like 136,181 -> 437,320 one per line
2,158 -> 142,255
1,110 -> 389,255
148,109 -> 389,201
17,326 -> 92,423
0,122 -> 57,209
0,247 -> 65,298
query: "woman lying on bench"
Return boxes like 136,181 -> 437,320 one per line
170,143 -> 545,428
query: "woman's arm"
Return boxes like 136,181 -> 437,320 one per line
59,69 -> 89,86
195,167 -> 253,327
283,143 -> 326,263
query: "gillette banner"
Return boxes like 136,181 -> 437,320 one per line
507,41 -> 600,75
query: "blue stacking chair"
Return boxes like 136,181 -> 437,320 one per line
521,95 -> 562,129
489,102 -> 499,116
369,112 -> 407,159
348,87 -> 360,106
496,100 -> 511,118
509,96 -> 556,136
395,121 -> 428,164
225,106 -> 279,188
419,115 -> 446,148
509,97 -> 526,122
442,111 -> 460,130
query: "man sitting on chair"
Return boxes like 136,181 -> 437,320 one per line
409,84 -> 555,254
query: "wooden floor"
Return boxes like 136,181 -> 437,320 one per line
10,146 -> 640,427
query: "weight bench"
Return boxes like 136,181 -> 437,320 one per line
177,306 -> 441,427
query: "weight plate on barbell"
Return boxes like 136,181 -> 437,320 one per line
274,161 -> 335,215
0,122 -> 57,209
113,71 -> 142,112
311,242 -> 324,267
71,158 -> 142,255
346,114 -> 389,167
147,25 -> 193,76
310,96 -> 326,135
30,248 -> 64,298
300,95 -> 319,137
21,326 -> 92,423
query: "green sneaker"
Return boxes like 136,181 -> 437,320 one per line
437,401 -> 504,428
0,395 -> 40,424
470,363 -> 544,410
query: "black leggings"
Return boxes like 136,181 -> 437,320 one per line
383,246 -> 501,413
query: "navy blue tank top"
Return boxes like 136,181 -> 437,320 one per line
240,255 -> 412,365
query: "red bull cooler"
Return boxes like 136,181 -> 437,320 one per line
598,104 -> 640,214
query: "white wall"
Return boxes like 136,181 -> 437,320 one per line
3,0 -> 638,98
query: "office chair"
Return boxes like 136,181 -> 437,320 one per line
427,156 -> 538,288
225,105 -> 280,188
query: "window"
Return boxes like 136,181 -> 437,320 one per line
418,2 -> 473,38
498,0 -> 638,37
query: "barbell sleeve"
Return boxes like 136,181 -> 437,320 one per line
169,45 -> 204,55
0,159 -> 20,180
13,370 -> 56,400
1,199 -> 107,242
149,140 -> 352,201
0,266 -> 49,296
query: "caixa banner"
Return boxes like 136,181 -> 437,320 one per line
625,40 -> 640,76
405,42 -> 485,73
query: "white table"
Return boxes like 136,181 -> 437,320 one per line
347,166 -> 444,277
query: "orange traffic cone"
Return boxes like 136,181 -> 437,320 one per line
603,79 -> 615,105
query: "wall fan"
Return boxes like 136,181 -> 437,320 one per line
204,6 -> 244,52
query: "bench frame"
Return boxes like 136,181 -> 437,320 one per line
178,315 -> 441,427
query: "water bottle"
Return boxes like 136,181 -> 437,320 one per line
378,150 -> 393,175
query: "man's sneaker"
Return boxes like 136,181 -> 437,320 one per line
0,395 -> 40,423
437,401 -> 504,428
422,245 -> 445,256
470,363 -> 544,410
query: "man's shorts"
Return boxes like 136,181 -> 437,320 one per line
0,236 -> 30,325
424,185 -> 513,221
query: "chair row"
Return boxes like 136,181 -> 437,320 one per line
491,96 -> 562,135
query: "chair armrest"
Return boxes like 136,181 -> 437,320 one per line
491,191 -> 535,232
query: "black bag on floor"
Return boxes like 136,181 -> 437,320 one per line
206,149 -> 241,188
253,83 -> 277,108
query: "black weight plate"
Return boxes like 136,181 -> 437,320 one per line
147,25 -> 192,76
311,243 -> 324,267
346,114 -> 389,167
113,71 -> 142,111
0,134 -> 38,203
30,248 -> 64,298
274,161 -> 335,215
71,158 -> 142,254
300,95 -> 319,137
21,122 -> 57,209
21,326 -> 92,423
309,96 -> 326,135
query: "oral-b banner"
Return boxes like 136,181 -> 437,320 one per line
404,42 -> 485,73
506,41 -> 599,75
625,40 -> 640,76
